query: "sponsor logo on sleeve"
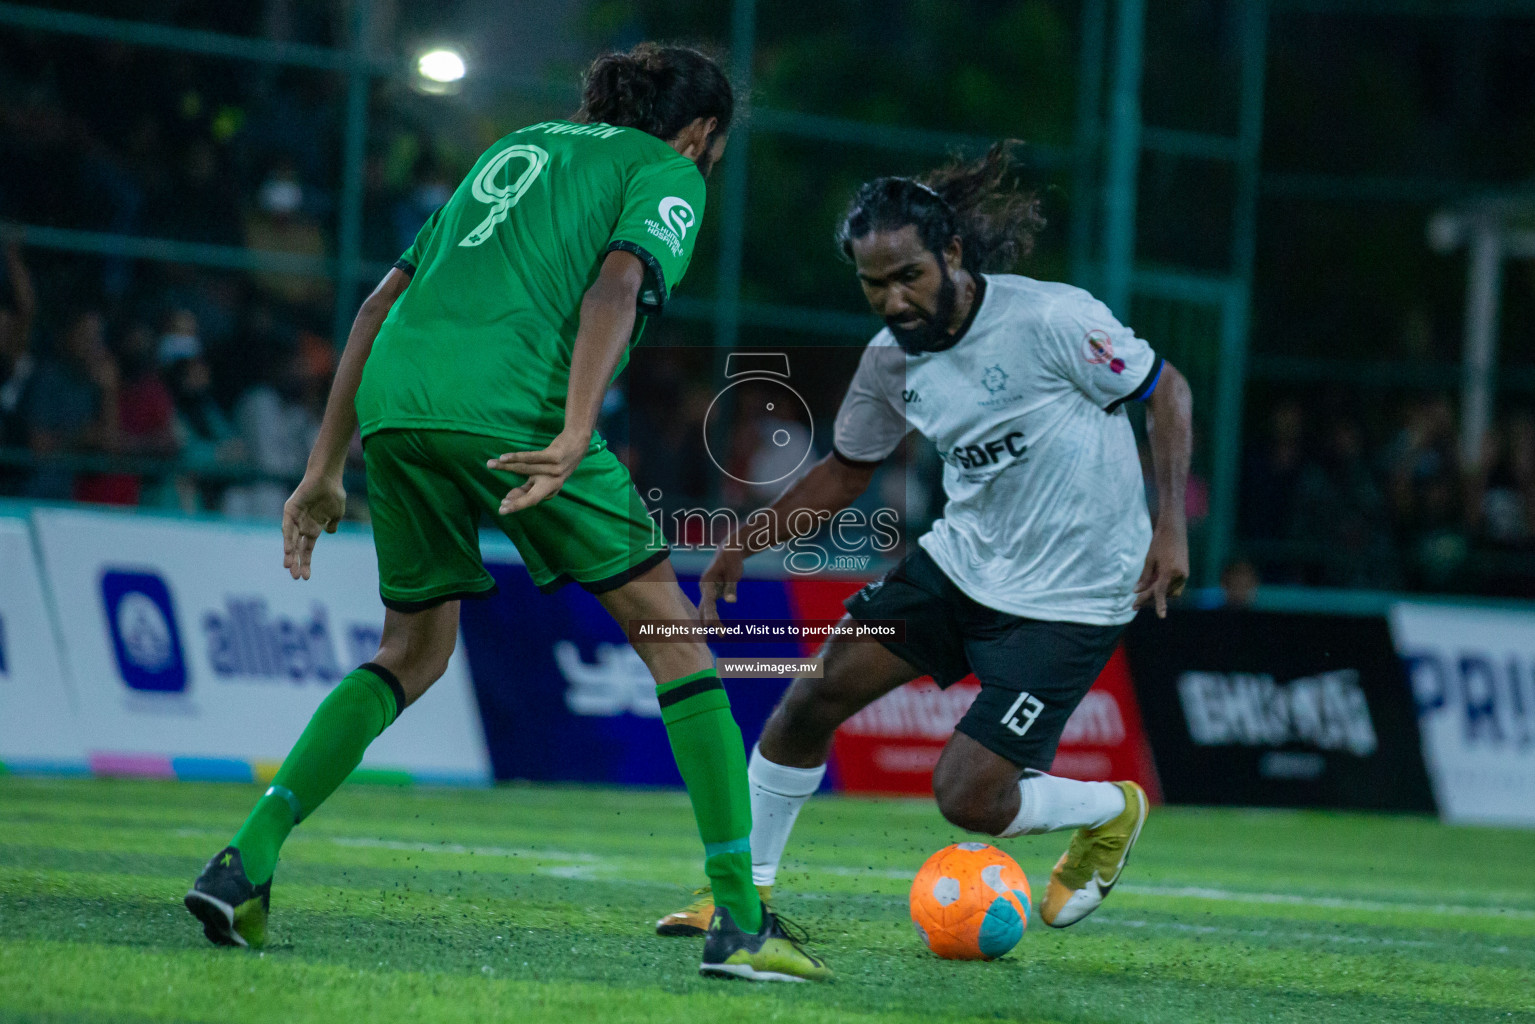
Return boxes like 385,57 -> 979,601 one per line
644,197 -> 695,258
101,570 -> 188,693
1082,330 -> 1126,374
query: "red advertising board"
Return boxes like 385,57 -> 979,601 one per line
784,577 -> 1162,800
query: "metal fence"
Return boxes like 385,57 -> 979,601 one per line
5,0 -> 1535,587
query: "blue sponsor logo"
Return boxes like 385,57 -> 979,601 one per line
202,597 -> 377,684
0,612 -> 8,675
101,570 -> 188,693
1404,648 -> 1535,749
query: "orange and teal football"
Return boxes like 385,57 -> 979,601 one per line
909,842 -> 1032,960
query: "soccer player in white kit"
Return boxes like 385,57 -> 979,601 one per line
656,143 -> 1192,935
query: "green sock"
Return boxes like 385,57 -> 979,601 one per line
657,668 -> 761,933
230,663 -> 405,885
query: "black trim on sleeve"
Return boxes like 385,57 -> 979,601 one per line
606,241 -> 669,315
392,258 -> 417,277
832,446 -> 887,470
1105,355 -> 1165,414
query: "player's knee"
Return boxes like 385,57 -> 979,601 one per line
933,764 -> 1011,835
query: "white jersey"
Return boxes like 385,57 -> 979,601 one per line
833,274 -> 1162,626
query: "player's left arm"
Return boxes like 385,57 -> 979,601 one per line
1135,361 -> 1193,617
490,155 -> 706,512
487,250 -> 645,513
282,267 -> 411,580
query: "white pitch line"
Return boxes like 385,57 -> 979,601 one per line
174,826 -> 1535,923
1099,917 -> 1517,955
1115,884 -> 1535,921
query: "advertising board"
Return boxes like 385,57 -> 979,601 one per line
31,508 -> 490,784
1391,602 -> 1535,826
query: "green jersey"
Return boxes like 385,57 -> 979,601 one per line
356,120 -> 707,443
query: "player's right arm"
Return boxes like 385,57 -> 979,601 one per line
698,453 -> 880,623
282,267 -> 411,581
699,342 -> 908,624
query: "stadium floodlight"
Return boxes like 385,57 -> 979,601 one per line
414,48 -> 467,95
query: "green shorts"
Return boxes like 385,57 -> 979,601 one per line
362,429 -> 668,611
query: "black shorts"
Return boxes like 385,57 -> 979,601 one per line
843,548 -> 1126,771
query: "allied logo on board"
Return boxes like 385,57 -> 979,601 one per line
203,598 -> 381,684
100,570 -> 385,692
101,570 -> 188,693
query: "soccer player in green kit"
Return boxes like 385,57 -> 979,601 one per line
183,44 -> 829,983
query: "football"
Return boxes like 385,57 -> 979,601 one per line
909,842 -> 1032,960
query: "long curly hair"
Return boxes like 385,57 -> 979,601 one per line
575,43 -> 733,143
836,141 -> 1045,273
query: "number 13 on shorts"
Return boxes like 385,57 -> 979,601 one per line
1001,691 -> 1045,736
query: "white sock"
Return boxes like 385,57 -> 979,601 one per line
747,744 -> 825,887
997,773 -> 1126,837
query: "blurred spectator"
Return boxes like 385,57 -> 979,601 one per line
0,240 -> 37,494
160,310 -> 245,511
22,308 -> 118,500
245,160 -> 331,315
1467,411 -> 1535,547
1381,395 -> 1460,532
1190,558 -> 1261,609
1289,417 -> 1400,588
223,336 -> 329,520
1219,559 -> 1261,608
1240,401 -> 1305,541
392,154 -> 455,256
75,320 -> 180,506
1381,396 -> 1468,586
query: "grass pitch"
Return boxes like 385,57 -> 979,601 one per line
1,777 -> 1532,1024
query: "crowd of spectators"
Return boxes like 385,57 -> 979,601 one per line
1239,396 -> 1535,596
4,14 -> 1533,595
0,18 -> 470,515
0,238 -> 337,516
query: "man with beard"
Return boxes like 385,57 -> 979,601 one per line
656,143 -> 1193,936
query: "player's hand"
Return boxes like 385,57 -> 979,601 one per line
282,473 -> 346,581
698,545 -> 745,626
487,430 -> 589,515
1134,521 -> 1189,619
